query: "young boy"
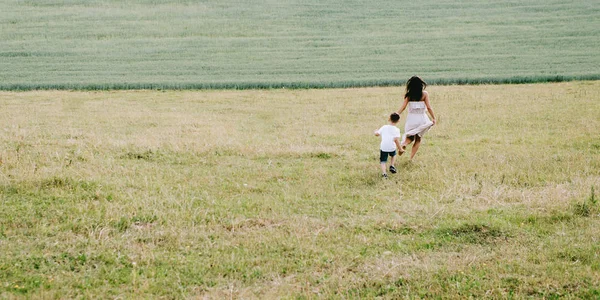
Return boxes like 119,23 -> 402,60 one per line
374,112 -> 402,178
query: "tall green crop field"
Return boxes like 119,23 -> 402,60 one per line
1,0 -> 599,89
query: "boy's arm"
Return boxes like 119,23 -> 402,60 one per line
374,127 -> 381,136
394,137 -> 402,150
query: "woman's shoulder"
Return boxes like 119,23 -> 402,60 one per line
421,91 -> 429,102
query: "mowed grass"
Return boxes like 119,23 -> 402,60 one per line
1,81 -> 600,298
1,0 -> 599,89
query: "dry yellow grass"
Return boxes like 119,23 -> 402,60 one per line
1,82 -> 599,298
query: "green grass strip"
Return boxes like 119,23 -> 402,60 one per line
1,75 -> 599,91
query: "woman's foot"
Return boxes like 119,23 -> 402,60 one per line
398,145 -> 406,154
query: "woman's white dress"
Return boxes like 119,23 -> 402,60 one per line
403,101 -> 433,143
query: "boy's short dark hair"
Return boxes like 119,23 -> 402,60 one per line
390,112 -> 400,123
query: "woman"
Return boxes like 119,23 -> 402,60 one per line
397,76 -> 436,160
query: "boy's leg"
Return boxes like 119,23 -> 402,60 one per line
389,152 -> 397,173
379,150 -> 388,176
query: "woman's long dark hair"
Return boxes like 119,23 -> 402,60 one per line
404,76 -> 427,101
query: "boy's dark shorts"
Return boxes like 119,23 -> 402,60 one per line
380,150 -> 397,163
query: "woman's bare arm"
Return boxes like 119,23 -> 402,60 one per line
398,97 -> 409,115
423,91 -> 436,125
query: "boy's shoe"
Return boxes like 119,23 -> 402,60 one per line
389,166 -> 397,174
382,173 -> 388,179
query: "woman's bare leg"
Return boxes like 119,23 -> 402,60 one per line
410,136 -> 421,160
399,136 -> 413,156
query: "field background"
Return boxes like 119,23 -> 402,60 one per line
1,81 -> 599,298
2,0 -> 600,298
1,0 -> 599,90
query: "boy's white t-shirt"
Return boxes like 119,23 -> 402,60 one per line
377,125 -> 401,152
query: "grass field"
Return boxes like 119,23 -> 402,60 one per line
1,0 -> 599,90
1,81 -> 599,298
